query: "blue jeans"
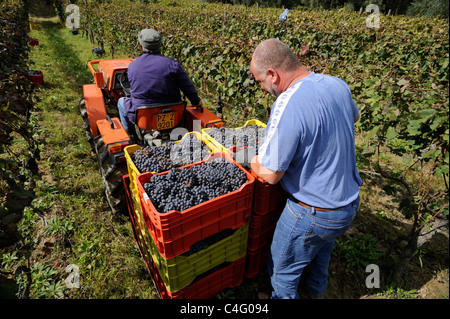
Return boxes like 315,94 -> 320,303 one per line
117,97 -> 132,131
268,196 -> 359,299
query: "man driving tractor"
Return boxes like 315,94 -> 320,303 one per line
117,28 -> 203,135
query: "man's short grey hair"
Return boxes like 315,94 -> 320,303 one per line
252,38 -> 301,74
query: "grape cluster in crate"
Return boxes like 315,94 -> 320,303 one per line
132,133 -> 211,173
205,124 -> 266,168
144,159 -> 248,213
206,124 -> 266,150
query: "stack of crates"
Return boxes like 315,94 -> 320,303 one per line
245,173 -> 286,278
202,119 -> 287,278
124,134 -> 254,299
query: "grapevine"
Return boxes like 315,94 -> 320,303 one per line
1,0 -> 39,299
0,0 -> 39,215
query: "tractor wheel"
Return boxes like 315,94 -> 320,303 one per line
79,98 -> 95,154
94,136 -> 127,214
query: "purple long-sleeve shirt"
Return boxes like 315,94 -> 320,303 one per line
123,53 -> 201,123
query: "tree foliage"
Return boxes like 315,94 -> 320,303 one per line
208,0 -> 448,17
0,0 -> 38,247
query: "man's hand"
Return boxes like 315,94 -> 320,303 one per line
195,100 -> 203,112
250,155 -> 285,185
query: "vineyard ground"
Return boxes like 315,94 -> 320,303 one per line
22,0 -> 448,300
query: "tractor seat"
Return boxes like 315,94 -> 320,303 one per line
134,101 -> 186,131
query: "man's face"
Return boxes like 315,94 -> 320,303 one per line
250,59 -> 279,97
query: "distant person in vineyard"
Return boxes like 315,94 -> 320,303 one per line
117,28 -> 203,133
249,39 -> 362,299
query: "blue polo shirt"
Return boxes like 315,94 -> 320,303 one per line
258,72 -> 362,208
123,53 -> 201,123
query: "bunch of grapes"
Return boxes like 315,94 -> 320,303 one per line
132,143 -> 175,173
181,228 -> 235,256
171,134 -> 211,166
207,124 -> 266,151
27,70 -> 42,76
143,158 -> 248,213
207,124 -> 266,168
132,135 -> 210,173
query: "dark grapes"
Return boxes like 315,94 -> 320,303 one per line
206,124 -> 266,168
143,158 -> 248,214
206,124 -> 266,150
181,228 -> 235,256
132,134 -> 210,173
132,143 -> 174,173
27,70 -> 42,76
171,134 -> 211,166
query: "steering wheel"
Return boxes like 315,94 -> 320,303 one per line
119,70 -> 131,97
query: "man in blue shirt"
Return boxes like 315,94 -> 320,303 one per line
117,29 -> 202,132
250,39 -> 362,299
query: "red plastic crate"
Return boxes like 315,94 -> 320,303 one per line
137,152 -> 254,259
150,256 -> 246,299
245,242 -> 271,279
247,209 -> 281,250
28,38 -> 39,46
27,70 -> 44,89
251,170 -> 288,216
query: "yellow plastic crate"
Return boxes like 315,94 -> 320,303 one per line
124,144 -> 142,202
130,191 -> 155,264
242,119 -> 267,128
124,131 -> 219,202
125,176 -> 155,271
202,119 -> 267,155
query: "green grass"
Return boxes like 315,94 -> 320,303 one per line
25,18 -> 156,299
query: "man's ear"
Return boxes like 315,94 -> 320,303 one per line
267,68 -> 280,85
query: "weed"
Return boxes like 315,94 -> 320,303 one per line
17,206 -> 39,238
1,252 -> 19,270
375,210 -> 385,221
381,286 -> 417,299
43,217 -> 75,239
16,263 -> 66,299
334,233 -> 384,274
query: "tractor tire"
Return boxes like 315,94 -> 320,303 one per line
79,98 -> 95,154
80,98 -> 127,214
94,136 -> 128,214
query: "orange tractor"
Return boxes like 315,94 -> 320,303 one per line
79,59 -> 224,213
